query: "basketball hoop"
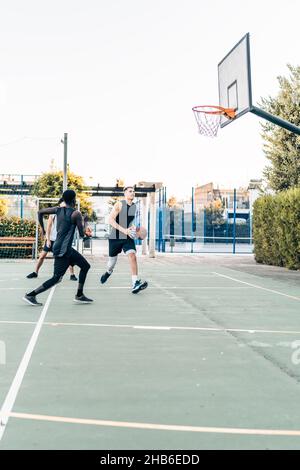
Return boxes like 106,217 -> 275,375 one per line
192,105 -> 236,137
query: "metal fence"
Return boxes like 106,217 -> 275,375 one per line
1,189 -> 254,258
154,187 -> 253,254
0,195 -> 38,259
0,196 -> 81,259
3,194 -> 37,220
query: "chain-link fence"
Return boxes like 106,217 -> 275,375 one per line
0,196 -> 39,259
0,196 -> 82,259
154,187 -> 253,254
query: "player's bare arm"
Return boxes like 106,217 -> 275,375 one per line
38,206 -> 58,236
46,215 -> 54,248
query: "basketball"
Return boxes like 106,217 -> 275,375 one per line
136,226 -> 147,240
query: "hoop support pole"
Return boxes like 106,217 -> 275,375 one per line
251,106 -> 300,136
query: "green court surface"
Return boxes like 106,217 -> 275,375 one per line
0,254 -> 300,450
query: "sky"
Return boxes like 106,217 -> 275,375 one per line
0,0 -> 299,199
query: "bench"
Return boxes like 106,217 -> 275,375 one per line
0,237 -> 36,258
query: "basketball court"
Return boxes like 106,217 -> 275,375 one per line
1,29 -> 300,451
1,253 -> 300,450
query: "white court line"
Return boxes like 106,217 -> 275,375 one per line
0,286 -> 254,291
213,272 -> 300,302
0,287 -> 27,290
0,286 -> 56,440
67,286 -> 253,290
103,286 -> 253,290
9,411 -> 300,437
133,326 -> 171,330
1,319 -> 300,336
90,272 -> 217,276
0,321 -> 36,325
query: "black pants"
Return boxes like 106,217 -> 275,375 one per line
28,249 -> 90,296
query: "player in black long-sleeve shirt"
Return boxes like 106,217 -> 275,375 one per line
23,189 -> 93,306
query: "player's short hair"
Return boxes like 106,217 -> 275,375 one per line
62,189 -> 76,205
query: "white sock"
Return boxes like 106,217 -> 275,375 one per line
132,275 -> 138,286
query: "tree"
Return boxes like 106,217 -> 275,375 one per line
205,199 -> 224,227
116,178 -> 125,188
0,198 -> 8,217
33,170 -> 97,221
107,178 -> 125,209
260,64 -> 300,191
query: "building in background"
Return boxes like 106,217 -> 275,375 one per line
248,179 -> 263,214
194,182 -> 249,210
0,174 -> 39,185
194,180 -> 262,226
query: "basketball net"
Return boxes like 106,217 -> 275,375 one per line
192,106 -> 235,137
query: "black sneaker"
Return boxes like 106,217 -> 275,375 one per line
22,294 -> 43,306
70,274 -> 78,281
100,271 -> 111,284
27,272 -> 38,279
73,295 -> 94,304
132,280 -> 148,294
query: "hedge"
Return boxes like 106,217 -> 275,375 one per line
253,188 -> 300,270
0,216 -> 42,258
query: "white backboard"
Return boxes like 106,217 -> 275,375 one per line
218,33 -> 252,127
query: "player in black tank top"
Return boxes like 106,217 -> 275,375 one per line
23,190 -> 93,306
100,185 -> 148,294
109,199 -> 136,240
26,199 -> 77,281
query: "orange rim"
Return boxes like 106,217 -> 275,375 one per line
192,105 -> 236,119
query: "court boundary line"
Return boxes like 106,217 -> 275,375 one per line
1,319 -> 300,336
0,321 -> 36,325
0,286 -> 56,440
213,272 -> 300,302
89,272 -> 218,276
0,286 -> 255,291
9,411 -> 300,437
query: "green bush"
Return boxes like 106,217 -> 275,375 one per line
253,188 -> 300,270
0,216 -> 36,237
0,216 -> 42,258
0,198 -> 8,217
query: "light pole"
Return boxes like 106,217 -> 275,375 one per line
61,133 -> 68,191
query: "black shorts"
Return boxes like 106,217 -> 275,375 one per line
44,242 -> 75,267
109,238 -> 136,257
54,248 -> 89,278
42,241 -> 54,253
